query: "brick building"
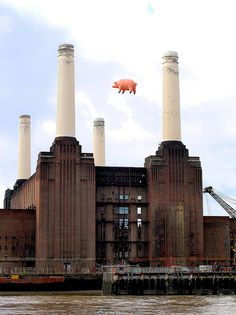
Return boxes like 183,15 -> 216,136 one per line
1,45 -> 235,272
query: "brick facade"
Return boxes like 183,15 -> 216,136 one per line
145,141 -> 203,266
0,209 -> 35,269
0,139 -> 235,269
96,167 -> 148,265
35,137 -> 96,271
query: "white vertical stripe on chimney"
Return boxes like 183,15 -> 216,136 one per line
56,44 -> 75,137
162,51 -> 181,141
18,115 -> 31,179
93,118 -> 105,166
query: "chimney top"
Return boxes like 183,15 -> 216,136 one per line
94,118 -> 105,126
58,44 -> 74,57
163,51 -> 178,58
19,115 -> 30,119
162,51 -> 178,64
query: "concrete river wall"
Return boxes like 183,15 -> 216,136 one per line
102,266 -> 236,295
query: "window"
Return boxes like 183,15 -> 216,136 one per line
116,218 -> 129,229
122,218 -> 128,229
137,195 -> 142,201
118,194 -> 129,200
137,218 -> 142,227
115,206 -> 129,214
137,207 -> 142,215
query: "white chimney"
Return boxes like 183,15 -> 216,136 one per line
18,115 -> 31,179
162,51 -> 181,141
93,118 -> 105,166
56,44 -> 75,137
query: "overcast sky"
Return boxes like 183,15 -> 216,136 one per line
1,0 -> 236,216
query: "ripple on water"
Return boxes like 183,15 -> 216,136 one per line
0,294 -> 235,315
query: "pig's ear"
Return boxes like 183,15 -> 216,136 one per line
113,81 -> 117,84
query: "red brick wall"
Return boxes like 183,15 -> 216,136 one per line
145,141 -> 203,266
10,175 -> 36,209
0,209 -> 35,268
204,216 -> 230,264
35,137 -> 96,271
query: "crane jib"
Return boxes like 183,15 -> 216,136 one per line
203,186 -> 236,219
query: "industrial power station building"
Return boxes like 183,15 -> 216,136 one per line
1,44 -> 236,272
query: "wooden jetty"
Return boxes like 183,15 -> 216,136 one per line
102,266 -> 236,295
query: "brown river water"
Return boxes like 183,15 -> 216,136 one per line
0,292 -> 235,314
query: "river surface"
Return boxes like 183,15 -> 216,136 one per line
0,292 -> 235,314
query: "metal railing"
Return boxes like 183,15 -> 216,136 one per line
0,265 -> 235,276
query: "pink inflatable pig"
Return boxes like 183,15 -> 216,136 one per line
112,79 -> 137,94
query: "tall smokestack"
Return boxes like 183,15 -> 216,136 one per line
93,118 -> 105,166
162,51 -> 181,141
18,115 -> 31,179
56,44 -> 75,138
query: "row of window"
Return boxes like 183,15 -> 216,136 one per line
114,218 -> 142,229
100,194 -> 143,201
117,194 -> 129,200
118,194 -> 142,200
0,245 -> 34,251
115,206 -> 129,214
0,236 -> 34,240
114,206 -> 142,215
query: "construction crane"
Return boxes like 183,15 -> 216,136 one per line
203,186 -> 236,219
